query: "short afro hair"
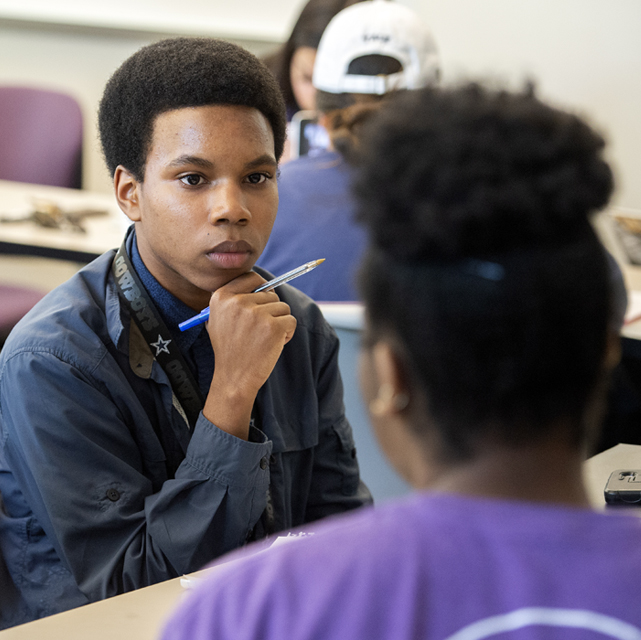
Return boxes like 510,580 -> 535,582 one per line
99,37 -> 287,181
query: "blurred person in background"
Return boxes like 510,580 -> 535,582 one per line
259,0 -> 440,301
263,0 -> 365,119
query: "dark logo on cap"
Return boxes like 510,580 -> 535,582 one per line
363,33 -> 390,43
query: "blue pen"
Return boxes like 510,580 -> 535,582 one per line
178,259 -> 325,332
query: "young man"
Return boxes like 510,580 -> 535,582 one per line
0,38 -> 370,629
161,84 -> 641,639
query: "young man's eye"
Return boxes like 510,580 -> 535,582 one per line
246,172 -> 269,185
180,174 -> 204,186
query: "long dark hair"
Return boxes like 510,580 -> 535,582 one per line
263,0 -> 365,116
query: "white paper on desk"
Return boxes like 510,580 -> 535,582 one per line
180,532 -> 315,589
625,290 -> 641,325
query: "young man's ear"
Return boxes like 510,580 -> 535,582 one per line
113,165 -> 142,222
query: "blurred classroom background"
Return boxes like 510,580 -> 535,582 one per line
0,0 -> 640,501
1,0 -> 639,280
0,0 -> 638,207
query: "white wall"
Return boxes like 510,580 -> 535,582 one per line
0,0 -> 639,210
405,0 -> 641,211
0,0 -> 304,41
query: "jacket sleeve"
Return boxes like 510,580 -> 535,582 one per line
303,323 -> 373,523
0,347 -> 272,601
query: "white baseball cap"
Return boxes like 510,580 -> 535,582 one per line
312,0 -> 440,96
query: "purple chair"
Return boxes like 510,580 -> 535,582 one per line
0,284 -> 44,347
0,87 -> 81,343
0,86 -> 83,189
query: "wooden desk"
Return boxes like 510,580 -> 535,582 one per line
0,574 -> 190,640
1,444 -> 638,640
0,180 -> 128,262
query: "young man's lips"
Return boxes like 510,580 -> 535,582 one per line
207,240 -> 253,269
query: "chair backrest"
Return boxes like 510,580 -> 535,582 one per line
0,284 -> 45,347
0,86 -> 83,189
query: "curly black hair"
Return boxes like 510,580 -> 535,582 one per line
355,83 -> 615,461
99,37 -> 287,181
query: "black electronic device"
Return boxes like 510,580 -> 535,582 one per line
289,110 -> 330,159
604,469 -> 641,505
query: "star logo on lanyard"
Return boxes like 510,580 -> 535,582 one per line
150,334 -> 172,357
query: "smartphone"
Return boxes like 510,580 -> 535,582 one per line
288,110 -> 330,159
604,469 -> 641,505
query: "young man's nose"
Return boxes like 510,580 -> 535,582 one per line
208,181 -> 250,225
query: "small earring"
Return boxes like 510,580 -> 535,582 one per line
369,382 -> 410,417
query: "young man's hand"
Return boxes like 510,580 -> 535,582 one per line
202,272 -> 297,440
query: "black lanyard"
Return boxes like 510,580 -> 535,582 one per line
112,237 -> 276,536
112,238 -> 205,427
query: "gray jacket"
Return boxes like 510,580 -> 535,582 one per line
0,250 -> 371,628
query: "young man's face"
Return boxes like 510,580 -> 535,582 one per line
119,104 -> 279,311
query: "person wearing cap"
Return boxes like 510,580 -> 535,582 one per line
262,0 -> 367,163
258,0 -> 439,302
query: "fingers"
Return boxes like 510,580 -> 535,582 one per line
201,270 -> 298,440
206,280 -> 296,358
258,299 -> 293,317
211,270 -> 294,318
274,312 -> 297,344
219,270 -> 269,295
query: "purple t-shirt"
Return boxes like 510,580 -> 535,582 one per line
161,492 -> 641,639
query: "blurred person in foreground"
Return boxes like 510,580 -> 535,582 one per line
259,0 -> 439,300
161,82 -> 641,639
